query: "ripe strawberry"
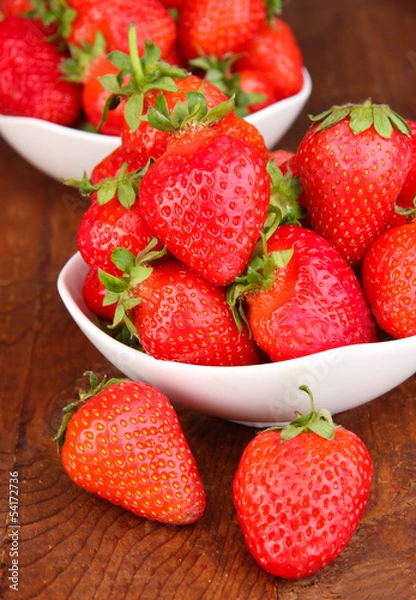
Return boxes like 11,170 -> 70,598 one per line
100,248 -> 259,366
235,17 -> 304,101
178,0 -> 266,61
0,17 -> 81,125
67,0 -> 177,60
139,94 -> 271,286
361,222 -> 416,338
296,101 -> 412,266
57,373 -> 206,525
233,386 -> 373,580
61,33 -> 126,135
74,163 -> 163,276
229,225 -> 377,362
90,144 -> 150,185
82,268 -> 117,322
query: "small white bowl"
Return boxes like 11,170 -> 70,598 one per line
58,252 -> 416,427
0,69 -> 312,182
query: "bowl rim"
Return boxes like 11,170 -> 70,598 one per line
0,67 -> 312,145
57,251 -> 416,376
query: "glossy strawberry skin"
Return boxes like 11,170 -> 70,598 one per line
139,130 -> 271,286
246,225 -> 377,361
387,120 -> 416,228
232,427 -> 372,579
362,223 -> 416,338
297,120 -> 412,266
0,17 -> 81,125
77,198 -> 161,276
235,17 -> 304,101
60,380 -> 206,525
178,0 -> 266,60
90,144 -> 150,185
132,259 -> 259,366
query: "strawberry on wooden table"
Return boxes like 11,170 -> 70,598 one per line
0,16 -> 81,125
296,101 -> 412,266
57,373 -> 206,525
232,386 -> 373,579
228,225 -> 377,362
362,222 -> 416,339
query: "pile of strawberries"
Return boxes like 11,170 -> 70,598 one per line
4,0 -> 415,586
0,0 -> 304,132
57,44 -> 415,580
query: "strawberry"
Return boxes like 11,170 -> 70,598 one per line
73,163 -> 163,276
139,93 -> 271,286
229,225 -> 377,362
0,16 -> 81,125
61,33 -> 126,135
235,16 -> 304,101
67,0 -> 177,60
57,373 -> 206,525
100,248 -> 259,366
233,386 -> 373,580
361,222 -> 416,338
82,268 -> 117,322
296,101 -> 412,266
90,144 -> 150,186
178,0 -> 266,61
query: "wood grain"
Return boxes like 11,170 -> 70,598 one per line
1,0 -> 415,598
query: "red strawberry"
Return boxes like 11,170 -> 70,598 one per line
100,249 -> 259,366
82,268 -> 117,322
233,386 -> 373,580
0,17 -> 81,125
90,144 -> 150,186
57,373 -> 206,525
139,94 -> 271,286
74,164 -> 163,276
296,101 -> 412,266
362,222 -> 416,338
178,0 -> 266,61
235,17 -> 304,101
230,225 -> 377,362
61,33 -> 126,135
67,0 -> 177,60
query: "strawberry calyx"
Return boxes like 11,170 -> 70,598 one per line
146,89 -> 235,133
99,24 -> 188,131
226,235 -> 293,333
189,53 -> 266,117
264,159 -> 306,239
98,239 -> 167,336
65,160 -> 152,209
24,0 -> 76,44
265,0 -> 283,24
60,31 -> 107,83
55,371 -> 127,453
394,196 -> 416,220
271,385 -> 338,442
309,99 -> 411,139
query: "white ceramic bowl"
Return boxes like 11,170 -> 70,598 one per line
58,252 -> 416,427
0,69 -> 312,182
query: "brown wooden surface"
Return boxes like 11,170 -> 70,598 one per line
1,0 -> 415,598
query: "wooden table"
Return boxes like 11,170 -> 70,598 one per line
1,1 -> 415,598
